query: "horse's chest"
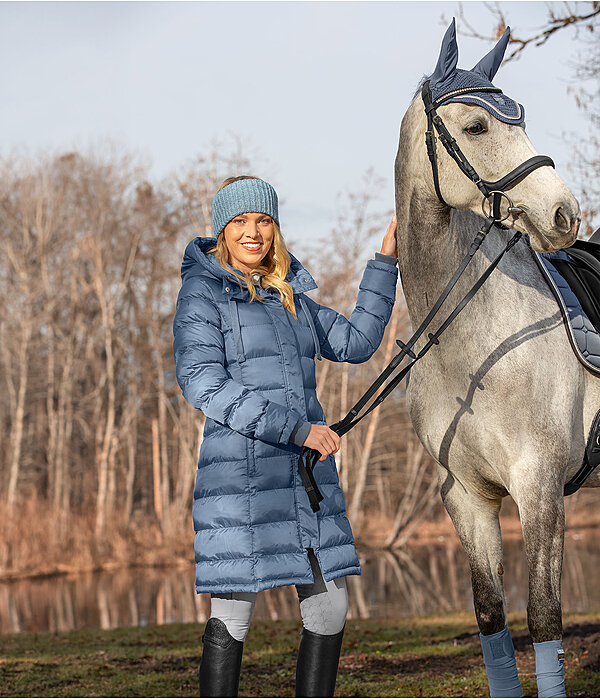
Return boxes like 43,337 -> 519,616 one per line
405,321 -> 574,484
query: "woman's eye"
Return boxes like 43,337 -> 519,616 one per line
465,122 -> 485,135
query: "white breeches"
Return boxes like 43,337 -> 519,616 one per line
209,549 -> 348,641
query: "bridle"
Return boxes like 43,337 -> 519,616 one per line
421,79 -> 555,222
296,80 -> 560,512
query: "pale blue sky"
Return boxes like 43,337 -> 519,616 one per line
0,1 -> 593,248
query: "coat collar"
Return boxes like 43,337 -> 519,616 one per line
181,236 -> 318,300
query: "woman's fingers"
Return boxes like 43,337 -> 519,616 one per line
380,213 -> 398,257
304,424 -> 340,460
318,428 -> 340,460
386,213 -> 397,234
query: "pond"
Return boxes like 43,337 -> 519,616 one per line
1,531 -> 599,634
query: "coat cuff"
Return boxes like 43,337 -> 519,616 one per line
288,418 -> 312,447
374,251 -> 398,266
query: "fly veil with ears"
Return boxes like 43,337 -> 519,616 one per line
421,17 -> 553,218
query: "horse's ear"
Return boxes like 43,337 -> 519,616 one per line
430,18 -> 459,87
471,27 -> 511,81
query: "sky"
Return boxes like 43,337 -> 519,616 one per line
0,0 -> 594,251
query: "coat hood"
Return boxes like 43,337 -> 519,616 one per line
180,236 -> 318,298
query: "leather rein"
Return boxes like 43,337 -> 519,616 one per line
297,79 -> 556,512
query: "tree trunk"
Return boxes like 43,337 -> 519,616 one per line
7,320 -> 32,509
348,304 -> 399,525
152,417 -> 163,526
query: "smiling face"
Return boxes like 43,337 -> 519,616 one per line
222,212 -> 275,273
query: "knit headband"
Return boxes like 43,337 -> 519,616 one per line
212,178 -> 279,237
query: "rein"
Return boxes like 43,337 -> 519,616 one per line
296,81 -> 556,513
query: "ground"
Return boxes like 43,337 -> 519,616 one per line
1,612 -> 599,697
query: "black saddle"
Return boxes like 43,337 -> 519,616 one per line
549,227 -> 600,334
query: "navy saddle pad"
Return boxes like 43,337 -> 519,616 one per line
533,229 -> 600,375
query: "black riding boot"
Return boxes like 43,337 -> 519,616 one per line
295,625 -> 345,697
198,617 -> 244,697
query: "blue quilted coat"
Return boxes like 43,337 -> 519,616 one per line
172,236 -> 398,593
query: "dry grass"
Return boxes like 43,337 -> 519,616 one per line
1,612 -> 600,697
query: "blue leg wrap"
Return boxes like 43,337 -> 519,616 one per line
480,625 -> 523,698
533,639 -> 566,698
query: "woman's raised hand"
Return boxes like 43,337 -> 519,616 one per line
303,424 -> 341,461
380,213 -> 398,257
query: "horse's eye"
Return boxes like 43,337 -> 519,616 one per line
465,122 -> 486,135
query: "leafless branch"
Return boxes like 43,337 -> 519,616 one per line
450,1 -> 600,61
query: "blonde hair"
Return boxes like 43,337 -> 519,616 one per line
207,176 -> 298,319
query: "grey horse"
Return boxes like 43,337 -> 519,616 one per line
394,20 -> 593,698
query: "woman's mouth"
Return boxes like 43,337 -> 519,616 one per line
241,242 -> 262,252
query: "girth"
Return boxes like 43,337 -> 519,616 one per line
565,408 -> 600,496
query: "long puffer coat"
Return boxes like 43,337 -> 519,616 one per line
172,236 -> 398,593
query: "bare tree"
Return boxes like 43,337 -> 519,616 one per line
0,146 -> 448,580
453,1 -> 600,61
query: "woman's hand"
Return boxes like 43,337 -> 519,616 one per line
303,424 -> 341,461
380,213 -> 398,257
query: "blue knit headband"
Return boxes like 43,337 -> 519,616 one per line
212,179 -> 279,237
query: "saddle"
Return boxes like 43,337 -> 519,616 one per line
533,228 -> 600,495
534,228 -> 600,375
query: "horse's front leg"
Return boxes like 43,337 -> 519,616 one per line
438,465 -> 523,698
515,475 -> 566,698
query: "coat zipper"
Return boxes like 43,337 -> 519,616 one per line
228,298 -> 246,363
298,296 -> 322,361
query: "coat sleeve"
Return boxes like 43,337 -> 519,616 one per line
172,280 -> 303,445
302,257 -> 398,364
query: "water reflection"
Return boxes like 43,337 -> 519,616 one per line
1,533 -> 598,634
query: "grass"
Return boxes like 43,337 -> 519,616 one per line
1,612 -> 599,697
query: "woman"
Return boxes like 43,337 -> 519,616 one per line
172,176 -> 398,697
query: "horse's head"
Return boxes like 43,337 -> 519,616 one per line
397,19 -> 580,252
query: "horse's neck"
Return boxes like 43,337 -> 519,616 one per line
396,190 -> 538,331
397,189 -> 436,307
397,189 -> 466,324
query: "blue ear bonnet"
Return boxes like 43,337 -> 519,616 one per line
429,19 -> 525,125
431,69 -> 525,124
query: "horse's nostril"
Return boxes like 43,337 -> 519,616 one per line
554,207 -> 569,232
